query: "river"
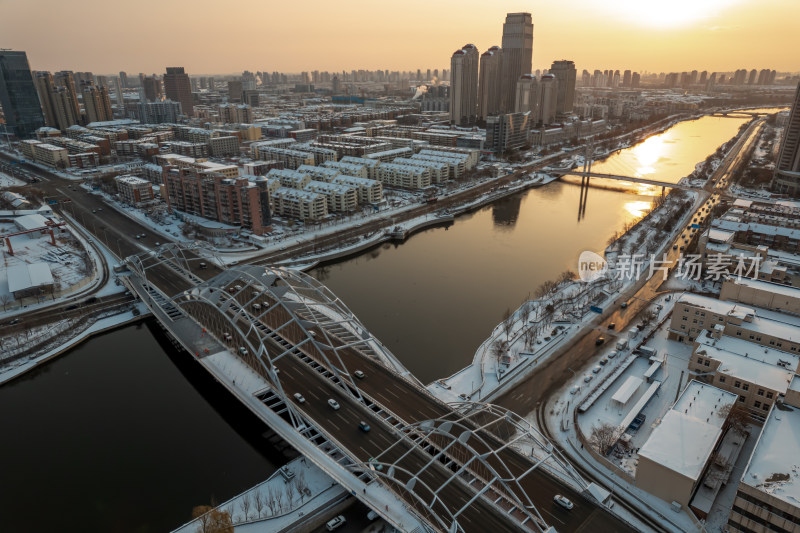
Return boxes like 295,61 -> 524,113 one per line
0,111 -> 768,532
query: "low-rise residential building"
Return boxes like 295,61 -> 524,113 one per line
323,160 -> 369,179
271,187 -> 327,221
251,146 -> 314,170
296,164 -> 340,182
306,180 -> 357,212
391,157 -> 449,184
209,135 -> 240,157
339,156 -> 380,180
377,162 -> 431,189
27,141 -> 70,168
332,175 -> 383,204
362,147 -> 414,163
115,175 -> 155,206
267,168 -> 310,190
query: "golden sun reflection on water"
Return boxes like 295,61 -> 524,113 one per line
630,131 -> 675,177
624,200 -> 653,218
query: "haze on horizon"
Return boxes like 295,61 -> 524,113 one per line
3,0 -> 798,75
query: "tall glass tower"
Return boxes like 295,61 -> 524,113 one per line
0,50 -> 45,138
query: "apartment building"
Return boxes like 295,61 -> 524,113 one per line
209,135 -> 240,157
296,164 -> 341,182
306,180 -> 358,212
271,187 -> 327,221
332,175 -> 383,204
267,168 -> 311,189
162,141 -> 209,158
323,160 -> 369,179
163,167 -> 270,235
251,146 -> 314,170
339,156 -> 380,180
21,140 -> 69,168
391,157 -> 449,184
377,162 -> 431,189
115,175 -> 154,206
363,147 -> 415,163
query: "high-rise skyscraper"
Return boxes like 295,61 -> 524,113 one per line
142,76 -> 162,102
81,82 -> 113,124
771,82 -> 800,196
33,71 -> 58,129
449,44 -> 479,126
622,70 -> 632,88
631,72 -> 641,89
478,46 -> 503,121
0,50 -> 45,138
119,71 -> 129,88
514,74 -> 539,119
550,60 -> 576,116
535,74 -> 557,125
54,71 -> 82,123
499,12 -> 533,113
163,67 -> 193,116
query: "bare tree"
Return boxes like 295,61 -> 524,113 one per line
519,299 -> 531,325
718,403 -> 751,436
239,493 -> 251,522
559,270 -> 577,284
491,340 -> 507,362
295,470 -> 308,503
265,485 -> 278,515
191,506 -> 234,533
0,294 -> 10,311
589,423 -> 619,455
254,491 -> 264,518
502,307 -> 514,341
523,328 -> 536,350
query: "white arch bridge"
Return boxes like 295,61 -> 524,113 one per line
122,244 -> 635,533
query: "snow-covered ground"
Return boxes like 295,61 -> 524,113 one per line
0,219 -> 93,311
0,171 -> 25,188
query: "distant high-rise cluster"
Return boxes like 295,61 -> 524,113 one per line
449,12 -> 578,128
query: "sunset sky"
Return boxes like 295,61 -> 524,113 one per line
3,0 -> 798,75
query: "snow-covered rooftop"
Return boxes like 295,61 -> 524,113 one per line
677,292 -> 754,320
7,262 -> 55,293
13,213 -> 49,231
695,332 -> 797,393
672,380 -> 737,428
611,375 -> 643,405
639,410 -> 722,481
726,277 -> 800,300
742,404 -> 800,507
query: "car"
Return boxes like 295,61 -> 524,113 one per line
327,399 -> 340,410
293,393 -> 305,404
628,413 -> 647,431
680,246 -> 685,251
592,365 -> 602,374
599,357 -> 608,366
359,421 -> 371,432
354,370 -> 365,379
98,207 -> 102,211
65,304 -> 78,311
238,346 -> 249,356
621,302 -> 628,309
140,234 -> 146,238
8,318 -> 21,325
554,494 -> 574,510
326,515 -> 346,531
607,351 -> 617,359
608,322 -> 616,330
234,285 -> 242,291
154,242 -> 160,246
673,244 -> 678,250
569,385 -> 581,395
223,332 -> 232,342
595,337 -> 605,346
583,374 -> 593,383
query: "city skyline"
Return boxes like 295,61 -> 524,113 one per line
3,0 -> 799,74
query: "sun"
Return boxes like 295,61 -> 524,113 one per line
606,0 -> 742,28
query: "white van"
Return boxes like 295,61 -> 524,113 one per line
326,515 -> 346,531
